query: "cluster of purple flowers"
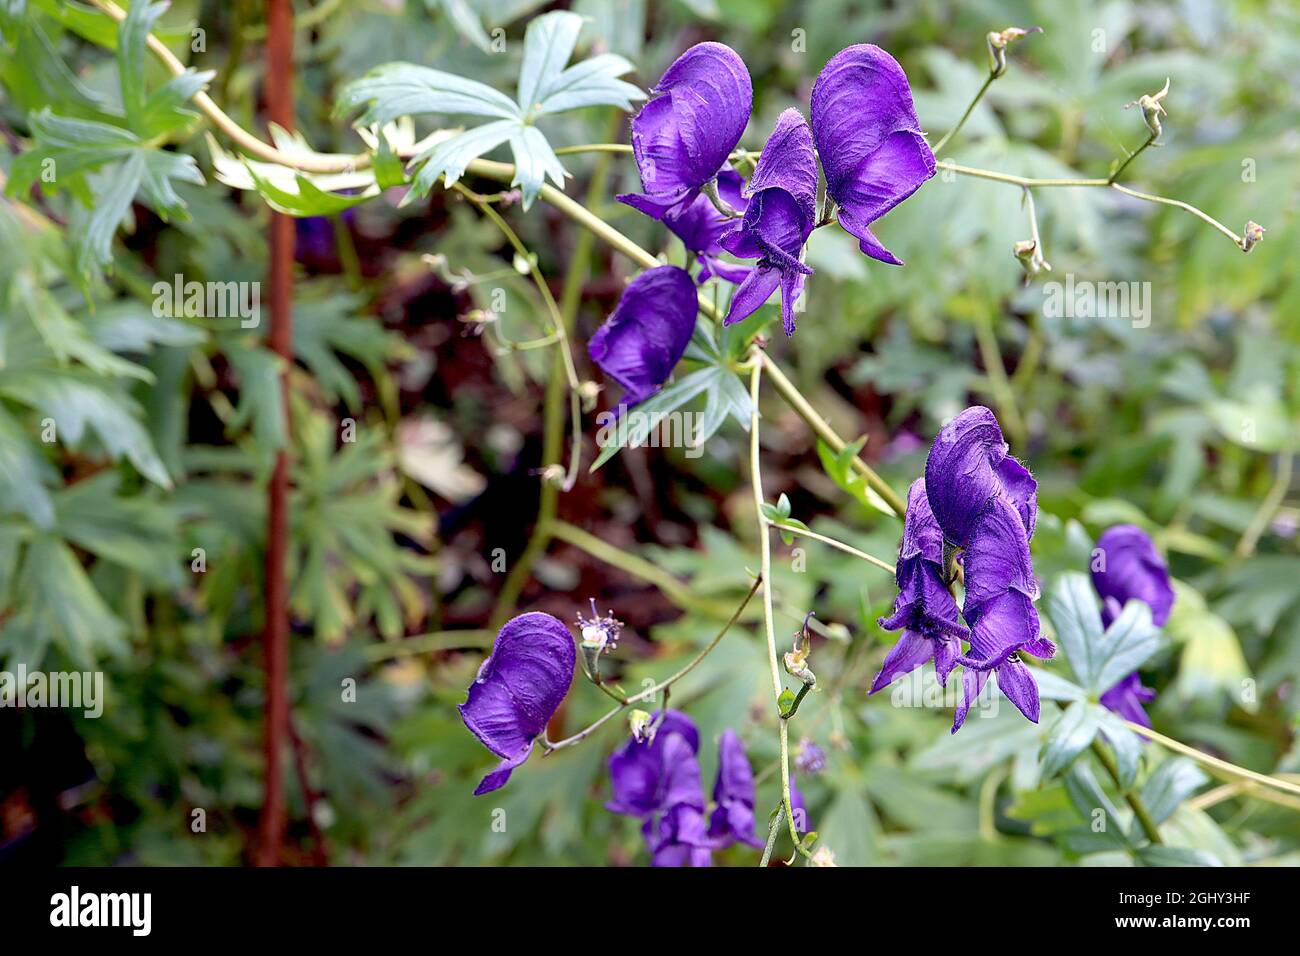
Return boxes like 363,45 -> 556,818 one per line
870,407 -> 1056,732
590,41 -> 934,406
1091,524 -> 1175,726
607,712 -> 763,866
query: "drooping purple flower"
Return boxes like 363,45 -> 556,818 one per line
1100,672 -> 1158,727
1090,524 -> 1175,727
719,109 -> 818,335
923,406 -> 1038,549
810,44 -> 935,265
458,612 -> 575,795
588,265 -> 698,408
1091,525 -> 1175,628
952,495 -> 1055,731
661,166 -> 752,284
607,710 -> 713,866
617,42 -> 752,220
870,479 -> 969,693
707,729 -> 764,849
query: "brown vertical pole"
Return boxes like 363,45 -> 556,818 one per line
255,0 -> 294,867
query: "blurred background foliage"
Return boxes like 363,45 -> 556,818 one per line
0,0 -> 1297,865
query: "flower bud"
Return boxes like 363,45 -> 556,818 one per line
986,26 -> 1042,78
537,463 -> 565,486
1240,220 -> 1265,253
1125,78 -> 1170,139
1013,239 -> 1050,279
578,380 -> 602,412
782,611 -> 817,688
628,709 -> 653,743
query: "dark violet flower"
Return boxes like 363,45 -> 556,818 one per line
870,479 -> 969,693
588,265 -> 698,408
789,776 -> 810,833
794,737 -> 826,775
923,406 -> 1038,549
1091,525 -> 1175,628
952,495 -> 1055,731
719,109 -> 818,335
707,729 -> 764,849
1100,672 -> 1158,728
1090,524 -> 1175,727
661,166 -> 752,284
617,42 -> 752,220
810,44 -> 935,265
607,710 -> 713,867
458,612 -> 575,795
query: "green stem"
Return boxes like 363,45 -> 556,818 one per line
1127,721 -> 1300,799
932,73 -> 994,156
764,519 -> 895,574
1236,445 -> 1295,557
748,357 -> 811,859
973,311 -> 1026,447
758,812 -> 781,867
1108,132 -> 1157,185
542,575 -> 762,753
1091,738 -> 1163,844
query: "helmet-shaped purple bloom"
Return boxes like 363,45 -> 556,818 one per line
810,44 -> 936,265
607,710 -> 713,866
588,265 -> 698,409
870,478 -> 969,693
707,729 -> 764,849
458,612 -> 575,795
618,42 -> 752,220
661,166 -> 752,284
719,109 -> 818,335
924,406 -> 1038,548
1090,524 -> 1175,727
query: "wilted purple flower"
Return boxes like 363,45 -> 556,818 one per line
1091,525 -> 1175,628
707,730 -> 764,849
810,45 -> 935,265
661,166 -> 752,284
719,109 -> 818,335
794,737 -> 826,775
607,710 -> 713,866
617,42 -> 752,220
871,479 -> 969,693
952,495 -> 1055,731
588,265 -> 698,408
924,406 -> 1038,549
458,612 -> 575,795
1091,524 -> 1174,727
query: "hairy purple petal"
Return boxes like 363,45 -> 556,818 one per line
617,42 -> 752,218
811,44 -> 935,264
924,406 -> 1037,548
458,612 -> 575,794
588,265 -> 698,408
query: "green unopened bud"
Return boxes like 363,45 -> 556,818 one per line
628,709 -> 653,743
1240,220 -> 1265,253
986,26 -> 1042,78
1013,238 -> 1051,279
1125,78 -> 1170,139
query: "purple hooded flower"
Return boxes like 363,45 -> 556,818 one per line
661,166 -> 752,284
1100,673 -> 1158,727
707,729 -> 764,849
617,42 -> 752,220
924,406 -> 1038,549
870,479 -> 969,693
607,710 -> 713,866
1091,524 -> 1174,727
952,495 -> 1055,731
810,45 -> 935,265
1092,525 -> 1175,628
719,109 -> 818,335
588,265 -> 698,408
458,612 -> 575,795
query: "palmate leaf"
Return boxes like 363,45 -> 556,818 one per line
339,10 -> 642,209
1047,572 -> 1162,694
